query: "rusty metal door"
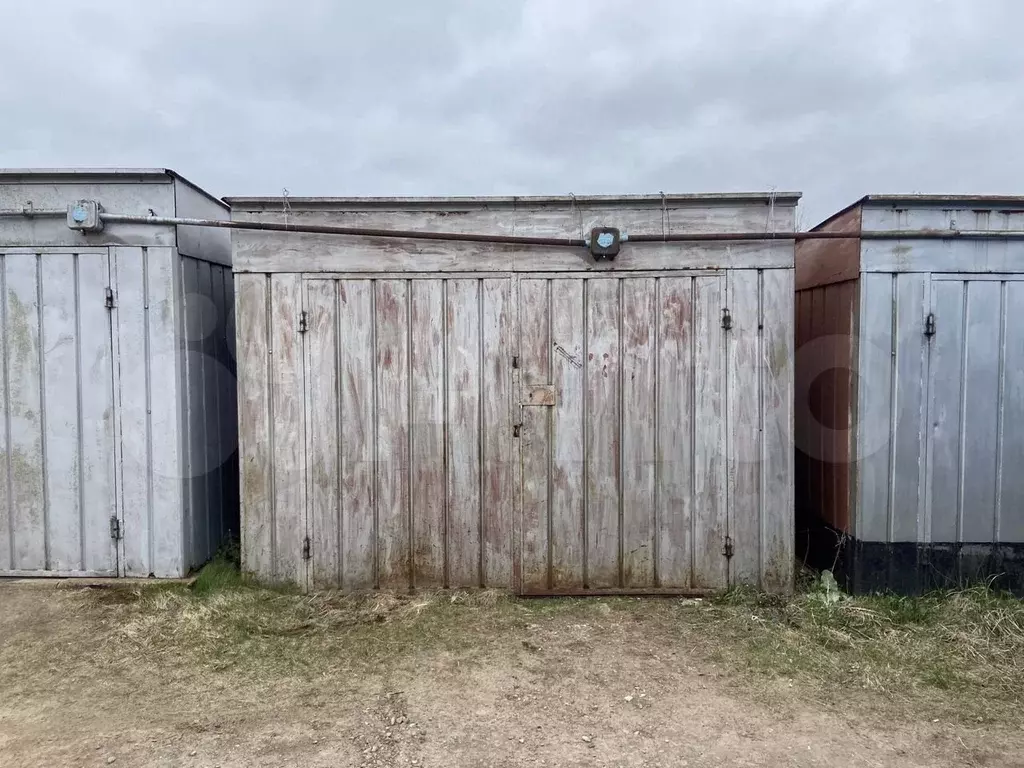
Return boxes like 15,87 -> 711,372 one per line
516,274 -> 729,594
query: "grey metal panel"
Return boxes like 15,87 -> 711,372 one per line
890,274 -> 929,542
862,238 -> 1024,274
0,249 -> 118,576
862,204 -> 1024,233
959,281 -> 1002,542
926,279 -> 966,543
144,247 -> 187,575
174,179 -> 231,266
853,273 -> 1024,546
0,181 -> 176,249
112,246 -> 190,577
855,274 -> 895,542
999,282 -> 1024,541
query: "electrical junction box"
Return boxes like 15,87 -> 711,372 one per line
67,200 -> 103,232
588,227 -> 622,260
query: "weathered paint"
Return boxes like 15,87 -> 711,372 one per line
233,195 -> 798,593
796,196 -> 1024,566
0,170 -> 236,578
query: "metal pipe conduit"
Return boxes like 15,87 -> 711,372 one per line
97,212 -> 1024,247
0,208 -> 64,217
6,207 -> 1024,246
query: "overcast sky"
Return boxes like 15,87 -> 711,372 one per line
2,0 -> 1021,227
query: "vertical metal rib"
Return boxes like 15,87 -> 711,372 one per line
617,278 -> 625,588
2,257 -> 13,567
142,249 -> 154,574
370,279 -> 379,588
886,274 -> 898,544
993,280 -> 1007,540
73,254 -> 85,569
652,278 -> 660,587
442,280 -> 449,588
689,277 -> 697,588
956,281 -> 970,543
265,274 -> 276,578
721,274 -> 730,587
36,254 -> 49,569
478,278 -> 485,587
406,280 -> 414,591
757,270 -> 765,585
545,278 -> 553,590
334,280 -> 344,588
581,279 -> 589,589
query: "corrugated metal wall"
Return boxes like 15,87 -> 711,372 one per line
856,272 -> 1024,545
794,279 -> 857,534
180,256 -> 238,571
0,248 -> 119,575
237,267 -> 794,593
0,246 -> 237,577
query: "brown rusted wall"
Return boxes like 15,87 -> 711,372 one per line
795,206 -> 862,291
795,206 -> 861,535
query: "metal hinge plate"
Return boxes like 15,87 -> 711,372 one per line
105,287 -> 115,309
298,311 -> 309,334
522,384 -> 557,407
302,536 -> 312,560
109,516 -> 122,541
723,535 -> 734,559
721,308 -> 732,330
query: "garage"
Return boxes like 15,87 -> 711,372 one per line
231,193 -> 797,593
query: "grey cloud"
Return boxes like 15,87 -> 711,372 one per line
2,0 -> 1022,225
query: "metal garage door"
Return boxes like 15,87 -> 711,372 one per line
299,271 -> 764,594
925,275 -> 1024,547
0,249 -> 119,576
302,276 -> 515,591
517,274 -> 729,593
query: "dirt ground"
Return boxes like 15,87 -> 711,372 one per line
1,580 -> 1022,768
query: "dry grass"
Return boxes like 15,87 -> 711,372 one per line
24,559 -> 1024,726
698,579 -> 1024,723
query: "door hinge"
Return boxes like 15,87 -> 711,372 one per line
723,536 -> 734,559
512,355 -> 520,369
298,311 -> 309,334
513,423 -> 522,438
721,307 -> 733,330
924,312 -> 936,337
109,516 -> 123,541
302,536 -> 312,561
104,287 -> 115,309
